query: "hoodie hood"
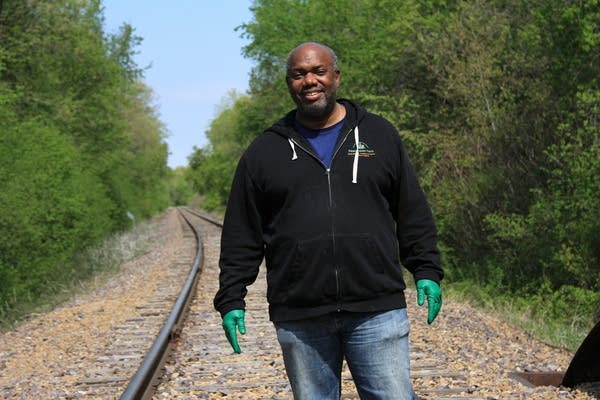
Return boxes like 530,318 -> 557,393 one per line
268,99 -> 367,183
267,98 -> 366,139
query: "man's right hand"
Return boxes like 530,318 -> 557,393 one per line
416,279 -> 442,324
222,309 -> 246,353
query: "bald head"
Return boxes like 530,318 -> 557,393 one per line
286,42 -> 339,76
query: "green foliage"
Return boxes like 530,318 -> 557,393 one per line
116,82 -> 170,217
0,109 -> 112,312
193,0 -> 599,342
168,167 -> 195,206
484,90 -> 600,293
241,0 -> 435,124
187,148 -> 237,212
187,91 -> 286,210
0,0 -> 170,321
206,91 -> 264,157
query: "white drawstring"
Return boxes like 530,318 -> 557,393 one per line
288,138 -> 298,160
289,128 -> 359,183
352,126 -> 359,183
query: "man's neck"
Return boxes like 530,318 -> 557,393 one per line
296,102 -> 346,130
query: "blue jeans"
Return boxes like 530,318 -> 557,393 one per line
274,309 -> 415,400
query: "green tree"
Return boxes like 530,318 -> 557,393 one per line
116,82 -> 170,218
168,167 -> 195,206
187,92 -> 253,211
0,0 -> 171,321
0,108 -> 112,312
191,0 -> 599,332
188,148 -> 237,212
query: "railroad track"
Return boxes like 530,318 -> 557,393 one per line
118,207 -> 483,399
72,208 -> 201,399
154,207 -> 292,399
0,209 -> 600,400
82,209 -> 596,400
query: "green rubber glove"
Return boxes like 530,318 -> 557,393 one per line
416,279 -> 442,324
222,309 -> 246,353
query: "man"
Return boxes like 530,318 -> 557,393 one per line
214,42 -> 443,399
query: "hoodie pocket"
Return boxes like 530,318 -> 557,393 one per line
267,236 -> 337,307
337,234 -> 404,301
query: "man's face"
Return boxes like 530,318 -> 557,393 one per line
286,45 -> 340,121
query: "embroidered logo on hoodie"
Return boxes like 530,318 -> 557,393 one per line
348,141 -> 376,158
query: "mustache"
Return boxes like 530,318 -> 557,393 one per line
300,86 -> 323,93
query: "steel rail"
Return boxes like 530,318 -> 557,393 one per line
181,206 -> 224,227
119,207 -> 205,400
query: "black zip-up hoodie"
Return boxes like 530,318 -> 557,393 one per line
214,99 -> 443,322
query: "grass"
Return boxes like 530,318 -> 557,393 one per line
444,283 -> 593,353
402,268 -> 593,353
0,219 -> 160,332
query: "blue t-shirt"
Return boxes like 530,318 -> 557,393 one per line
295,118 -> 345,168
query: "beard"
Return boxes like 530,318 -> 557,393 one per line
295,91 -> 337,120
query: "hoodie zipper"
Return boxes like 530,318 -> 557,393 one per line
288,127 -> 354,311
326,168 -> 339,309
329,128 -> 353,311
288,127 -> 353,201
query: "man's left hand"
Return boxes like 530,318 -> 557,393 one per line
416,279 -> 442,324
